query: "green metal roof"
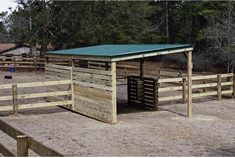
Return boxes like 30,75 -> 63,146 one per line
46,44 -> 193,58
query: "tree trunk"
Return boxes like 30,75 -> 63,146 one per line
165,1 -> 169,44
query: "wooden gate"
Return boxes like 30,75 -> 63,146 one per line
127,75 -> 158,110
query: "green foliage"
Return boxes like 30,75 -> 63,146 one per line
2,0 -> 235,71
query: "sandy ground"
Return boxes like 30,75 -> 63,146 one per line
0,70 -> 235,156
0,99 -> 235,156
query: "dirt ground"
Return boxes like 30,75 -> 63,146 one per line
0,70 -> 235,156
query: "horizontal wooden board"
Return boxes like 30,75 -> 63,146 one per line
192,91 -> 217,98
159,95 -> 182,102
17,80 -> 71,88
159,86 -> 182,92
0,95 -> 12,101
45,63 -> 72,70
18,91 -> 71,100
74,84 -> 112,101
73,80 -> 112,91
74,95 -> 112,114
158,77 -> 182,83
73,66 -> 111,76
19,100 -> 72,110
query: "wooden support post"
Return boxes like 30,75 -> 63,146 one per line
12,84 -> 18,114
140,58 -> 144,80
111,62 -> 117,124
182,77 -> 187,103
153,78 -> 159,111
71,60 -> 75,110
17,135 -> 28,156
187,51 -> 192,117
233,73 -> 235,98
217,74 -> 222,100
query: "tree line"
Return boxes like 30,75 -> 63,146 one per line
0,1 -> 234,72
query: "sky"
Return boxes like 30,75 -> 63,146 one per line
0,0 -> 17,13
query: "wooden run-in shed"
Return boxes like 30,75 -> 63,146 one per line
45,44 -> 193,124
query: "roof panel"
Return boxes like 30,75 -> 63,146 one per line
46,44 -> 193,58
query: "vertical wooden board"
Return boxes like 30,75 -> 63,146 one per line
111,62 -> 117,124
187,51 -> 192,117
217,74 -> 222,100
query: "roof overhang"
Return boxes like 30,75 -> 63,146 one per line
46,47 -> 193,62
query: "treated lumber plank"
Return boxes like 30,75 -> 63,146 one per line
222,90 -> 233,95
158,86 -> 182,92
221,81 -> 233,86
192,83 -> 217,89
158,95 -> 183,102
0,105 -> 12,111
0,119 -> 63,156
111,62 -> 117,124
74,85 -> 112,101
192,91 -> 217,98
0,84 -> 12,90
192,74 -> 217,80
158,77 -> 182,83
28,137 -> 63,156
17,80 -> 71,88
0,143 -> 16,156
46,63 -> 72,70
18,100 -> 72,110
187,51 -> 193,117
0,95 -> 12,101
73,80 -> 112,91
221,73 -> 234,78
73,66 -> 111,75
17,91 -> 71,100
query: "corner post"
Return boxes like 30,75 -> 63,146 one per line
187,51 -> 192,117
17,135 -> 28,156
111,62 -> 117,124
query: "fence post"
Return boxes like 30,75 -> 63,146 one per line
233,73 -> 235,99
12,84 -> 18,114
17,135 -> 28,156
182,77 -> 187,103
13,56 -> 16,70
154,78 -> 159,111
34,57 -> 37,71
217,74 -> 222,100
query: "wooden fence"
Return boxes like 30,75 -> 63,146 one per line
0,79 -> 74,113
158,73 -> 235,103
0,119 -> 63,156
127,73 -> 235,109
0,55 -> 70,70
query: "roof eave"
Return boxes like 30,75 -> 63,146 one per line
111,47 -> 193,62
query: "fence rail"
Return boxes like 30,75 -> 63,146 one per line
0,119 -> 63,156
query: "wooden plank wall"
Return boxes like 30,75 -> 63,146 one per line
73,64 -> 116,124
45,63 -> 73,108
